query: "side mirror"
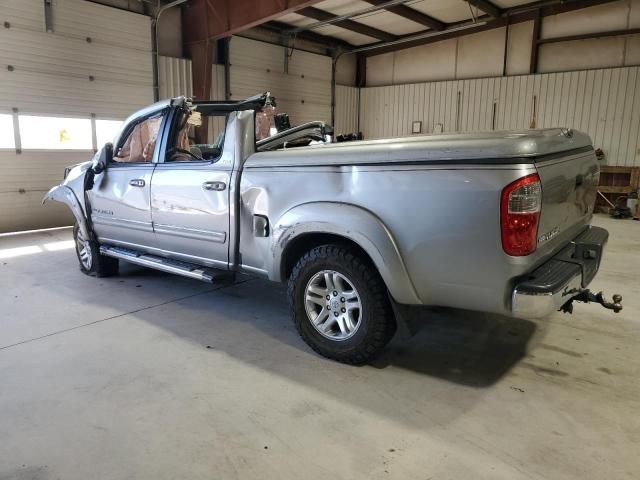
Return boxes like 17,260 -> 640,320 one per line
92,143 -> 113,174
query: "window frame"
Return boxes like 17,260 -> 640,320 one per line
158,107 -> 228,166
108,108 -> 170,168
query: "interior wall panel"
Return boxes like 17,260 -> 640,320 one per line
158,56 -> 193,100
0,150 -> 91,233
0,0 -> 153,232
334,86 -> 359,135
0,0 -> 153,118
359,66 -> 640,167
229,37 -> 332,126
209,64 -> 227,140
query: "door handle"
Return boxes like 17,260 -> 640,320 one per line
129,179 -> 145,187
202,181 -> 226,191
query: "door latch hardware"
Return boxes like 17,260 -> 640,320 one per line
253,215 -> 269,237
202,181 -> 226,191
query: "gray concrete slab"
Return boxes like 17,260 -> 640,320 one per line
0,216 -> 638,480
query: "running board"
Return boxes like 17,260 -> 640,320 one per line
100,245 -> 233,283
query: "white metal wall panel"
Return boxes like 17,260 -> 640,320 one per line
0,150 -> 91,233
359,67 -> 640,166
0,0 -> 153,118
230,36 -> 285,72
335,85 -> 359,135
208,64 -> 227,141
158,56 -> 193,100
0,0 -> 154,232
229,37 -> 332,125
287,49 -> 332,81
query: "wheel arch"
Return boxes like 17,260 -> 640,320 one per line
43,185 -> 90,239
271,202 -> 421,305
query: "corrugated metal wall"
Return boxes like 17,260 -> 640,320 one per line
335,86 -> 359,136
229,36 -> 332,125
359,66 -> 640,167
158,56 -> 192,100
209,64 -> 227,140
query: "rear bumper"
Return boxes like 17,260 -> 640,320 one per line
511,226 -> 608,318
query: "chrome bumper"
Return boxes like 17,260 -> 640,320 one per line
511,226 -> 608,319
512,273 -> 583,318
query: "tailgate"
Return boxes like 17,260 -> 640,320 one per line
534,148 -> 600,254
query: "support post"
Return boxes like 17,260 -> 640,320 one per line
355,53 -> 366,88
224,38 -> 231,100
11,108 -> 21,154
91,113 -> 98,152
530,10 -> 541,74
331,55 -> 337,130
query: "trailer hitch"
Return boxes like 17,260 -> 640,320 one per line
560,289 -> 623,314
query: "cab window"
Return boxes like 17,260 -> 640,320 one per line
165,109 -> 227,163
113,113 -> 164,163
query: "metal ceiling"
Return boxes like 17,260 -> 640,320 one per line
270,0 -> 625,55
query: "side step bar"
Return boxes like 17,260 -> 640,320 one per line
100,245 -> 234,284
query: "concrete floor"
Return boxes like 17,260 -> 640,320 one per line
0,215 -> 638,480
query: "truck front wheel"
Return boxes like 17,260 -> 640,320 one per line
287,244 -> 396,365
73,223 -> 119,277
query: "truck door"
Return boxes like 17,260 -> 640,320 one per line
150,111 -> 232,269
88,110 -> 168,248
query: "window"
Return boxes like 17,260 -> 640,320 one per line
96,119 -> 123,148
19,115 -> 92,150
165,110 -> 227,163
0,114 -> 15,149
113,114 -> 164,163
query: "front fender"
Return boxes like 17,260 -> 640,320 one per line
271,202 -> 421,305
42,185 -> 89,239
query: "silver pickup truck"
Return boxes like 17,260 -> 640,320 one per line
45,93 -> 621,364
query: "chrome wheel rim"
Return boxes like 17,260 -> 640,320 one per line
75,228 -> 92,270
304,270 -> 362,341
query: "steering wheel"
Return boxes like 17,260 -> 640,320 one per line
168,147 -> 202,161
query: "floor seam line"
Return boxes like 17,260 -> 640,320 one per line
0,277 -> 256,351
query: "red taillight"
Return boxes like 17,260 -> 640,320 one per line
500,173 -> 542,256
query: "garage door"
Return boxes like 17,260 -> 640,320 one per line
0,0 -> 153,233
229,36 -> 332,126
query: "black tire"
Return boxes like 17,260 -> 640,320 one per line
287,244 -> 396,365
73,223 -> 119,277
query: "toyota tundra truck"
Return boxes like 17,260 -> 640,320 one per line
44,93 -> 622,364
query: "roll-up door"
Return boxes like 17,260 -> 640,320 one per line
0,0 -> 153,232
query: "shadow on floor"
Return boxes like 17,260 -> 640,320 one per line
114,264 -> 537,389
373,307 -> 537,387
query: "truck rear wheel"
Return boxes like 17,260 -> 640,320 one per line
287,244 -> 396,365
73,223 -> 119,277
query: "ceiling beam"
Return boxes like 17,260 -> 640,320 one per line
298,6 -> 398,42
537,26 -> 640,44
183,0 -> 325,45
360,0 -> 622,56
262,20 -> 355,51
465,0 -> 502,18
363,0 -> 446,31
